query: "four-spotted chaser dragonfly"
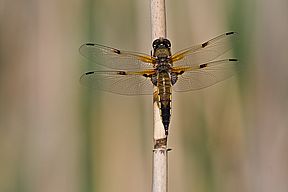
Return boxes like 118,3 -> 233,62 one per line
80,32 -> 238,135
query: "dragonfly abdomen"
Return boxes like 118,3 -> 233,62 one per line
157,71 -> 172,135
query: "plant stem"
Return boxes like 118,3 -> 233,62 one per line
150,0 -> 168,192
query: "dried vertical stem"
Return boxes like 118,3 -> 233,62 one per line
151,0 -> 167,41
150,0 -> 168,192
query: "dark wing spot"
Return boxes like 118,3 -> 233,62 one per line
143,74 -> 151,78
85,71 -> 95,75
229,59 -> 238,61
179,70 -> 184,75
226,31 -> 235,35
117,71 -> 127,75
86,43 -> 95,46
201,41 -> 209,48
113,49 -> 121,54
199,64 -> 207,68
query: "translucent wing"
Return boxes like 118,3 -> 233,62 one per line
172,32 -> 237,67
79,43 -> 155,70
80,70 -> 155,95
172,59 -> 238,92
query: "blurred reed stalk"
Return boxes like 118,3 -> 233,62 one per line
150,0 -> 169,192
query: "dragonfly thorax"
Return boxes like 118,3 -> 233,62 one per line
150,63 -> 174,86
156,63 -> 172,72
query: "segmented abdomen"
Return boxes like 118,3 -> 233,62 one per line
157,71 -> 172,135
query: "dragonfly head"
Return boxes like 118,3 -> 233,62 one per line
152,38 -> 171,49
152,38 -> 172,58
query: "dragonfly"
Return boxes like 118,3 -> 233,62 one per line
79,32 -> 238,135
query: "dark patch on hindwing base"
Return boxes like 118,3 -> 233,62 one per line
171,73 -> 178,85
151,74 -> 158,86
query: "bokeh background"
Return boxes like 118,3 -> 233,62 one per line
1,0 -> 288,192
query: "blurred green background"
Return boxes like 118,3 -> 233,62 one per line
1,0 -> 288,192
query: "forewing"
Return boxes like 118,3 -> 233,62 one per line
172,32 -> 237,67
80,70 -> 155,95
172,59 -> 238,92
79,43 -> 154,70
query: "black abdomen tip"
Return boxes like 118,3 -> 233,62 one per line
163,123 -> 169,135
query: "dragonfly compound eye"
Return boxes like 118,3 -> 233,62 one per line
162,39 -> 171,48
152,39 -> 161,49
152,38 -> 171,49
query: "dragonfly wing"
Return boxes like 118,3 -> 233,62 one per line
172,32 -> 237,67
79,43 -> 154,70
172,59 -> 238,92
80,70 -> 155,95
